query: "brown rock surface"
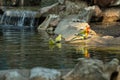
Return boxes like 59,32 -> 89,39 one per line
63,58 -> 119,80
117,66 -> 120,80
102,8 -> 120,23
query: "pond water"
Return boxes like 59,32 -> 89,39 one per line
0,26 -> 120,70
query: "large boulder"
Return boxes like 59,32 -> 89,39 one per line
30,67 -> 61,80
54,14 -> 97,41
63,58 -> 119,80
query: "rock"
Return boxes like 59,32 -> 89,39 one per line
79,6 -> 96,22
30,67 -> 61,80
58,0 -> 65,4
0,69 -> 29,80
111,0 -> 120,6
54,14 -> 96,41
116,66 -> 120,80
65,0 -> 87,15
87,36 -> 120,45
102,8 -> 120,23
0,70 -> 9,80
37,14 -> 59,30
4,70 -> 28,80
39,3 -> 59,14
92,5 -> 102,17
63,58 -> 105,80
104,58 -> 119,80
49,16 -> 60,27
94,0 -> 117,7
63,58 -> 119,80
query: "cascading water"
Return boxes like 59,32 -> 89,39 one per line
0,10 -> 37,29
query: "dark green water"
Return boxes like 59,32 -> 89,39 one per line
0,27 -> 120,70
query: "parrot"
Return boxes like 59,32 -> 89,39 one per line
55,34 -> 62,43
49,34 -> 62,45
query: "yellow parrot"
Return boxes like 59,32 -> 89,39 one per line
76,25 -> 90,40
49,38 -> 55,45
55,34 -> 62,43
49,34 -> 62,45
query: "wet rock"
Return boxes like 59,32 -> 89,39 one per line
63,58 -> 119,80
30,67 -> 61,80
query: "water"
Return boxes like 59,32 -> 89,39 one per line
0,10 -> 37,28
0,27 -> 120,70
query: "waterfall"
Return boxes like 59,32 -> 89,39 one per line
0,10 -> 37,28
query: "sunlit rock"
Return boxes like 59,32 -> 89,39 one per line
102,8 -> 120,23
54,17 -> 96,41
63,58 -> 119,80
30,67 -> 61,80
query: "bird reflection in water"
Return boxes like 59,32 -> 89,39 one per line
48,34 -> 62,51
76,46 -> 90,58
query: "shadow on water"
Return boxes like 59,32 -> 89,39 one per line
0,25 -> 120,70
